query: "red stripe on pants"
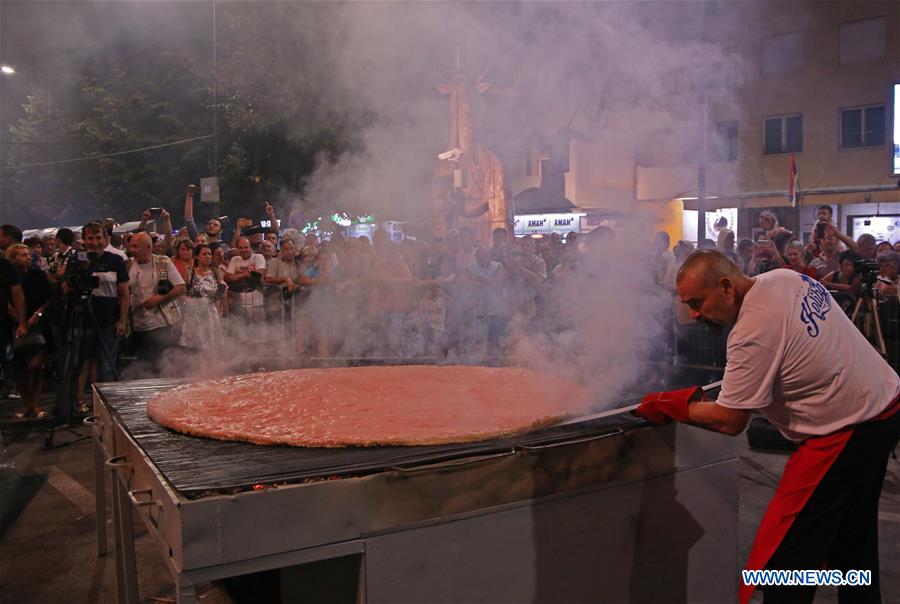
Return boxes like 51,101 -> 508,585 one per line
740,395 -> 900,604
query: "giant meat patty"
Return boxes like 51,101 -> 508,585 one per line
147,365 -> 593,447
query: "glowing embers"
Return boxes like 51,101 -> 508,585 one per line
146,365 -> 593,447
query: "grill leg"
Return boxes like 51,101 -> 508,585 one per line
176,576 -> 198,604
93,438 -> 108,556
112,474 -> 140,603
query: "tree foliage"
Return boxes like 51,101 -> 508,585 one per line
4,4 -> 374,228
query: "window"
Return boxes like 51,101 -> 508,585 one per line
840,105 -> 885,148
763,115 -> 803,154
840,17 -> 886,65
711,121 -> 738,161
762,32 -> 804,76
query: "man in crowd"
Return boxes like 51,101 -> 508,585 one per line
65,222 -> 129,399
808,229 -> 843,280
49,228 -> 76,280
856,233 -> 877,260
808,205 -> 857,255
506,236 -> 547,324
0,241 -> 26,401
0,224 -> 23,251
40,235 -> 57,264
127,233 -> 185,371
264,238 -> 305,326
468,245 -> 507,358
225,237 -> 267,325
183,184 -> 228,249
637,250 -> 899,603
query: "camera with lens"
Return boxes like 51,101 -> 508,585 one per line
853,258 -> 882,298
248,270 -> 263,289
64,251 -> 101,292
853,258 -> 880,284
156,279 -> 174,296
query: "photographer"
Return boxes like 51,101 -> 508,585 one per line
63,222 -> 129,389
746,237 -> 786,275
224,237 -> 266,324
126,233 -> 185,372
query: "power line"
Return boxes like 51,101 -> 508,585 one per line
0,134 -> 214,171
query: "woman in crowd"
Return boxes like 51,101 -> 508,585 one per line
172,239 -> 194,282
783,241 -> 817,277
822,250 -> 861,314
179,244 -> 225,352
716,229 -> 736,262
6,244 -> 52,419
876,250 -> 900,300
876,241 -> 893,256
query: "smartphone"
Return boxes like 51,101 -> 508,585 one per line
149,207 -> 163,217
815,223 -> 826,239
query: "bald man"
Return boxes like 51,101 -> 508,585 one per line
127,233 -> 185,370
636,250 -> 899,604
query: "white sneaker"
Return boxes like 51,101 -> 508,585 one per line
7,390 -> 21,400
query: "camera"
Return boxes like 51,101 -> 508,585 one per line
853,258 -> 880,285
64,251 -> 101,292
248,271 -> 263,288
156,279 -> 174,295
815,222 -> 827,239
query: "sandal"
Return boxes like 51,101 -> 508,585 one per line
77,402 -> 90,414
35,411 -> 50,420
12,411 -> 27,420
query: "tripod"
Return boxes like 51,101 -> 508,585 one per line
851,283 -> 887,357
49,290 -> 119,447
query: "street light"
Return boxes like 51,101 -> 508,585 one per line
0,65 -> 15,75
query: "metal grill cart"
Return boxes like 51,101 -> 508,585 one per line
89,367 -> 736,604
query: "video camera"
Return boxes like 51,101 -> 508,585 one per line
64,251 -> 100,292
853,257 -> 880,286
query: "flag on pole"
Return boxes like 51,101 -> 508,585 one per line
789,154 -> 799,208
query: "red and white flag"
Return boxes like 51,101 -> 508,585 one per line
789,154 -> 799,207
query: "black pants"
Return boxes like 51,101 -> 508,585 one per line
131,326 -> 179,374
763,409 -> 899,604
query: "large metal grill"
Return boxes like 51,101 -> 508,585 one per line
90,364 -> 737,604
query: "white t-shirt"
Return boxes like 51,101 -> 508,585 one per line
105,243 -> 128,260
716,270 -> 899,441
226,253 -> 266,275
128,256 -> 185,332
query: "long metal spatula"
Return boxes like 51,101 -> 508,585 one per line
556,379 -> 724,427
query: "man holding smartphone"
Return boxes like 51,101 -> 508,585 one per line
807,205 -> 858,280
183,184 -> 228,250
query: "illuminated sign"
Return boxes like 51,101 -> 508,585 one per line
514,213 -> 586,235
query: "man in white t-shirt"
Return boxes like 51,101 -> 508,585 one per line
224,237 -> 267,324
127,233 -> 185,371
636,250 -> 899,604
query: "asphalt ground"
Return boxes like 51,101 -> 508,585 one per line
0,397 -> 897,604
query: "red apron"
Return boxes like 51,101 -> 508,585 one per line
739,394 -> 900,604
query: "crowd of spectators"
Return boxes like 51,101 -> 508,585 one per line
0,190 -> 898,422
656,204 -> 900,347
